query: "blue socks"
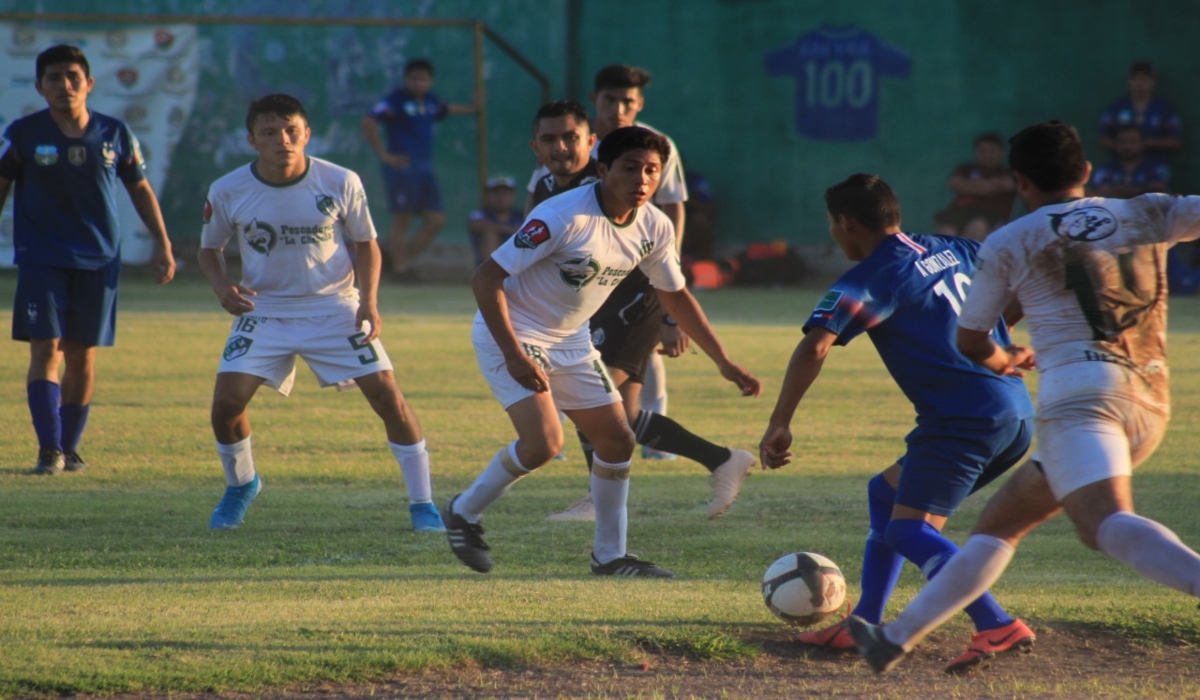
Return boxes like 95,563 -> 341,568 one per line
851,474 -> 905,624
60,403 -> 90,453
886,518 -> 1014,632
27,380 -> 62,452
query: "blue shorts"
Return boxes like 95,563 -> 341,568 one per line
384,169 -> 442,214
894,417 -> 1033,517
12,261 -> 120,347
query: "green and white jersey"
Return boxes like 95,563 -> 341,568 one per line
485,183 -> 685,349
201,157 -> 376,318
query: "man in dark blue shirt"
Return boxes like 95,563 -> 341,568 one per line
0,45 -> 175,475
1099,61 -> 1182,156
759,174 -> 1035,674
1090,124 -> 1170,198
361,59 -> 476,281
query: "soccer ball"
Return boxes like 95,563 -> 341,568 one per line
762,552 -> 847,627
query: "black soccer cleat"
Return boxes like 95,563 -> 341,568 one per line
846,615 -> 908,673
590,553 -> 675,578
445,494 -> 493,573
63,451 -> 87,473
31,448 -> 65,475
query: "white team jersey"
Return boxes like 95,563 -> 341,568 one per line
959,194 -> 1200,414
524,121 -> 689,205
482,184 -> 686,349
201,157 -> 377,318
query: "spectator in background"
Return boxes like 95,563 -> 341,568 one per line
361,59 -> 477,282
682,169 -> 717,260
934,133 -> 1016,242
467,176 -> 523,267
1100,61 -> 1182,156
1090,124 -> 1169,199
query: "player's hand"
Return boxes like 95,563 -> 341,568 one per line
153,243 -> 176,285
657,325 -> 689,357
505,353 -> 551,393
718,359 -> 761,397
381,152 -> 410,169
356,303 -> 382,343
1002,344 -> 1036,377
759,424 -> 793,469
215,284 -> 256,316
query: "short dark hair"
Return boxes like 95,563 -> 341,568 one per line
246,93 -> 308,133
532,100 -> 591,135
824,174 -> 902,231
1008,121 -> 1088,192
36,44 -> 90,82
1128,60 -> 1155,77
973,132 -> 1004,148
596,126 -> 670,167
593,64 -> 652,92
405,59 -> 434,76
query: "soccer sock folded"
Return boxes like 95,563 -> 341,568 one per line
591,455 -> 631,564
632,410 -> 730,472
390,439 -> 433,504
852,474 -> 905,624
27,380 -> 62,452
1097,511 -> 1200,597
455,442 -> 528,523
216,435 -> 256,487
59,403 -> 90,454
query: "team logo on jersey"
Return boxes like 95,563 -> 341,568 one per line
68,146 -> 86,166
315,194 -> 336,216
117,67 -> 139,89
243,220 -> 278,255
203,199 -> 213,224
557,255 -> 601,290
1049,206 -> 1118,242
223,335 -> 253,361
813,290 -> 843,313
100,142 -> 117,168
34,145 -> 57,165
514,219 -> 551,249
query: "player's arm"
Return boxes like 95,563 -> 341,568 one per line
0,176 -> 11,209
759,327 -> 838,469
123,179 -> 176,284
361,115 -> 407,169
352,239 -> 383,343
957,328 -> 1034,376
197,246 -> 256,316
471,258 -> 549,393
655,288 -> 760,397
657,201 -> 686,250
1144,134 -> 1182,152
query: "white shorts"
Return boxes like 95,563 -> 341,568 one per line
472,326 -> 620,411
1033,395 -> 1168,500
217,313 -> 393,396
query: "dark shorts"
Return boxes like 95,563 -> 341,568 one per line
384,169 -> 442,214
12,261 -> 120,347
589,273 -> 660,384
894,417 -> 1033,517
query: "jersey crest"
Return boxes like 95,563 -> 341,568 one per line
1049,206 -> 1118,242
34,144 -> 57,165
515,219 -> 551,249
68,146 -> 86,166
315,194 -> 335,216
243,219 -> 278,255
557,255 -> 600,290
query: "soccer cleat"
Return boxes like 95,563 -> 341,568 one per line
409,501 -> 446,532
846,616 -> 908,673
944,618 -> 1035,674
546,494 -> 595,522
796,618 -> 856,651
63,451 -> 87,473
209,475 -> 262,530
445,494 -> 493,573
641,445 -> 677,460
31,448 -> 65,475
590,553 -> 675,578
707,448 -> 755,519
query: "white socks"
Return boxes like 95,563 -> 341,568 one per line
1097,511 -> 1200,597
640,352 -> 667,416
390,439 -> 433,504
217,436 -> 256,487
884,534 -> 1015,650
455,442 -> 529,523
591,455 -> 631,564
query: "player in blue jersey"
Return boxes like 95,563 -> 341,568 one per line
361,58 -> 477,281
1090,124 -> 1169,199
759,174 -> 1035,674
467,175 -> 524,267
0,44 -> 176,475
1099,61 -> 1182,157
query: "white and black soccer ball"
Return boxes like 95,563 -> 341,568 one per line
762,551 -> 847,627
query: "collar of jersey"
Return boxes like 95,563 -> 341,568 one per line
593,183 -> 637,228
1045,196 -> 1084,206
251,157 -> 311,188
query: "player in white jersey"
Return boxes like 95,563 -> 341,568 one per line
197,94 -> 444,534
847,121 -> 1200,673
445,127 -> 760,577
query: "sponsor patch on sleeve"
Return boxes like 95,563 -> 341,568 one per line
813,290 -> 843,313
514,219 -> 551,249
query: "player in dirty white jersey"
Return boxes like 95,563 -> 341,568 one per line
848,121 -> 1200,674
444,126 -> 760,578
197,94 -> 443,534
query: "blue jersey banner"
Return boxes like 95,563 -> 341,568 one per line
765,24 -> 910,142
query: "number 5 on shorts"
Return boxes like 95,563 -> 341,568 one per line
348,332 -> 379,365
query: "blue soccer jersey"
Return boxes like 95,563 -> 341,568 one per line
0,109 -> 145,269
803,233 -> 1033,426
369,88 -> 448,171
1090,157 -> 1170,190
764,24 -> 911,142
1100,95 -> 1182,150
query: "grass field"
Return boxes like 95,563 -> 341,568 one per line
2,272 -> 1200,698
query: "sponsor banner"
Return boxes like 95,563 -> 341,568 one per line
0,23 -> 198,266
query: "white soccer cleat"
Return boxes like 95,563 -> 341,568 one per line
707,448 -> 755,519
546,494 -> 595,522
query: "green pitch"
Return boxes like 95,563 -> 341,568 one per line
1,274 -> 1199,696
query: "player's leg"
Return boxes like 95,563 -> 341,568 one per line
401,177 -> 445,270
26,338 -> 65,474
388,213 -> 413,276
208,371 -> 266,529
639,352 -> 672,458
58,340 -> 96,472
